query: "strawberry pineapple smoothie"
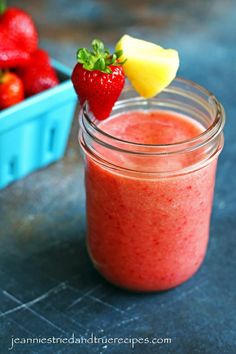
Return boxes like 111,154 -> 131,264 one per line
85,111 -> 217,291
72,36 -> 224,291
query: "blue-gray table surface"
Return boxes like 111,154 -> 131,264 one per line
1,0 -> 236,353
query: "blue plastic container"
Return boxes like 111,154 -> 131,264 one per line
0,60 -> 77,189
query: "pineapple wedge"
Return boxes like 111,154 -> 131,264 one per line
115,35 -> 179,98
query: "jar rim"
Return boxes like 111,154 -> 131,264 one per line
82,77 -> 225,151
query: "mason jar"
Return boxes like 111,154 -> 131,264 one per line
79,78 -> 225,292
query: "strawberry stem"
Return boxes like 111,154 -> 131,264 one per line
0,0 -> 6,15
76,39 -> 126,74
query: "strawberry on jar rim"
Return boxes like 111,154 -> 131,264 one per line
71,39 -> 126,120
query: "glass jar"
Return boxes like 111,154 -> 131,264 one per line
79,78 -> 225,292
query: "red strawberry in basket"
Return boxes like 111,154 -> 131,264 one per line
18,49 -> 59,97
0,4 -> 38,68
0,71 -> 24,109
0,32 -> 30,68
71,39 -> 126,120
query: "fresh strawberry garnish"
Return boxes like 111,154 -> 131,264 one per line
71,39 -> 126,120
17,49 -> 59,97
0,71 -> 24,109
0,2 -> 38,68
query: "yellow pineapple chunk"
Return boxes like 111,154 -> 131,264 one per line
116,35 -> 179,98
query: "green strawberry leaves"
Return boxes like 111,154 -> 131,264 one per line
0,0 -> 6,15
76,39 -> 126,74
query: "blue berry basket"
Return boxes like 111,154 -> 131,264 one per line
0,59 -> 77,189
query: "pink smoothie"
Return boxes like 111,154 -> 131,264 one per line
85,111 -> 217,291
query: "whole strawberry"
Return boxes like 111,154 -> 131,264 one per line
0,3 -> 38,68
0,71 -> 24,109
18,49 -> 59,97
71,39 -> 126,120
0,34 -> 30,68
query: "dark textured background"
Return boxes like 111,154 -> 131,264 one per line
0,0 -> 235,353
